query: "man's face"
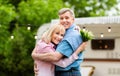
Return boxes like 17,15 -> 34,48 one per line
59,11 -> 74,29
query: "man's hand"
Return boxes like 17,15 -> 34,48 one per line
74,25 -> 80,32
34,62 -> 39,76
74,42 -> 88,55
81,42 -> 87,50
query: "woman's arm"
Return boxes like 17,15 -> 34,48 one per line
52,53 -> 78,68
51,42 -> 87,68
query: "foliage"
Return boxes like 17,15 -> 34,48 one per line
17,0 -> 63,29
0,0 -> 64,76
0,4 -> 17,25
0,25 -> 35,76
63,0 -> 118,17
0,25 -> 10,76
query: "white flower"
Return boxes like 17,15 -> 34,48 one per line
80,29 -> 94,42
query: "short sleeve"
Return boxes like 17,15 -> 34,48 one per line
56,40 -> 73,57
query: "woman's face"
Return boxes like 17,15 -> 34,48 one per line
51,29 -> 65,45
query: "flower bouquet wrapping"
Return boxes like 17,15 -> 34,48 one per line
80,29 -> 94,42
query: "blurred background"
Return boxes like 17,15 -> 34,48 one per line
0,0 -> 120,76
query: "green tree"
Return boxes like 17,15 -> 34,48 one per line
0,4 -> 17,25
17,0 -> 63,29
63,0 -> 119,17
3,25 -> 35,76
0,0 -> 64,76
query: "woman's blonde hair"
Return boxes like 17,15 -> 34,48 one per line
41,24 -> 65,44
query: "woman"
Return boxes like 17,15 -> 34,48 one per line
32,24 -> 82,76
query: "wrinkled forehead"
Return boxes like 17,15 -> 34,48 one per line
59,10 -> 75,18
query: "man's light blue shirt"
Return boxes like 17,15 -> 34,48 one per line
55,24 -> 84,71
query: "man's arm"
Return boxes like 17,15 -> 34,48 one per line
31,51 -> 63,62
51,42 -> 87,67
32,40 -> 72,62
31,42 -> 64,62
31,41 -> 87,62
74,42 -> 87,55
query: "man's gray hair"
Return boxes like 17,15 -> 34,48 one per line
58,8 -> 75,18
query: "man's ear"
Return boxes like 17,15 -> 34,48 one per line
73,17 -> 75,20
72,17 -> 74,22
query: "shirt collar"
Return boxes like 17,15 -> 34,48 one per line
66,24 -> 75,31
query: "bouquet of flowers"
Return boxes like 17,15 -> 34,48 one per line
80,29 -> 94,42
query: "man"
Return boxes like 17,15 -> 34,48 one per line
32,8 -> 87,76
